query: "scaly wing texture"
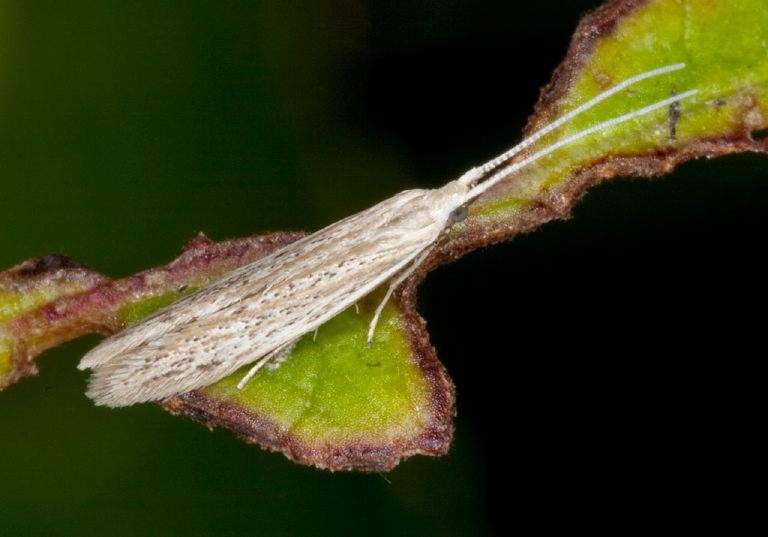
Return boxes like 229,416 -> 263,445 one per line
80,188 -> 446,406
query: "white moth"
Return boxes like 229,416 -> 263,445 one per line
79,64 -> 697,407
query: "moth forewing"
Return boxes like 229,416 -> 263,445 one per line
79,182 -> 471,407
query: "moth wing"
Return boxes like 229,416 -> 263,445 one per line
80,188 -> 448,406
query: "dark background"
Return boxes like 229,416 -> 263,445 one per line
2,1 -> 763,535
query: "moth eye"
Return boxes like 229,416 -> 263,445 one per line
449,206 -> 468,223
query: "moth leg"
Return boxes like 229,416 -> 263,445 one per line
367,247 -> 434,347
237,340 -> 296,389
366,281 -> 399,348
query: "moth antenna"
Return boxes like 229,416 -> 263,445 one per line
457,63 -> 690,188
467,88 -> 697,199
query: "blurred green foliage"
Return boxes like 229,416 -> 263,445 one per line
2,1 -> 765,535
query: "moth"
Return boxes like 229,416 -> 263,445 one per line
79,64 -> 697,407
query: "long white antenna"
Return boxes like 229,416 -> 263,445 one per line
458,63 -> 689,187
466,88 -> 698,200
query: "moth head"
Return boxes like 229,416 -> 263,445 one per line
424,180 -> 473,227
